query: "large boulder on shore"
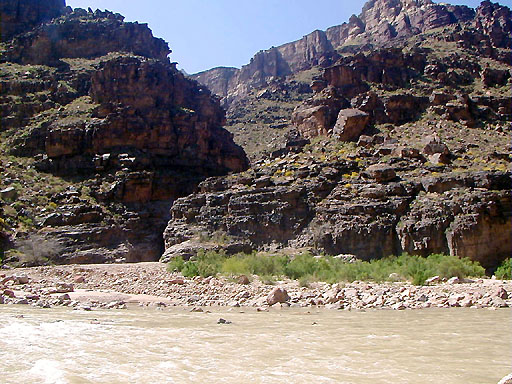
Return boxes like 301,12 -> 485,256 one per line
267,287 -> 290,305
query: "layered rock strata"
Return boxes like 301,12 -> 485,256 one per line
163,149 -> 511,270
193,0 -> 509,105
0,4 -> 248,264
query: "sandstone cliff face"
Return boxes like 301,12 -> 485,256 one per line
165,0 -> 511,272
2,9 -> 170,65
0,0 -> 66,41
0,2 -> 248,265
163,158 -> 511,270
193,0 -> 483,105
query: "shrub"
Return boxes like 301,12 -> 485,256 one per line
167,256 -> 185,273
181,261 -> 199,277
196,250 -> 225,277
165,250 -> 485,286
284,253 -> 319,280
222,256 -> 251,275
495,259 -> 511,280
424,253 -> 485,280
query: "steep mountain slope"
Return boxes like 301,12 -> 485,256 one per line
164,0 -> 511,271
194,0 -> 510,159
193,0 -> 482,105
0,1 -> 248,264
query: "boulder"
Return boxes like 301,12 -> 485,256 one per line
493,287 -> 508,300
332,109 -> 370,141
365,164 -> 396,183
0,187 -> 17,201
267,287 -> 290,305
422,135 -> 451,156
55,282 -> 74,293
237,275 -> 250,285
481,68 -> 511,87
14,275 -> 29,285
429,92 -> 455,106
498,373 -> 512,384
428,153 -> 450,165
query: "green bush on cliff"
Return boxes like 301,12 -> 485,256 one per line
495,259 -> 511,280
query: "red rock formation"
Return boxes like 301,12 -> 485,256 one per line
0,0 -> 66,41
1,1 -> 248,264
194,0 -> 476,105
3,9 -> 170,65
474,0 -> 512,49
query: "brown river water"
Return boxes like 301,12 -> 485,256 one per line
0,305 -> 510,384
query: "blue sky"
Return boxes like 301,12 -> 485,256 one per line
65,0 -> 512,74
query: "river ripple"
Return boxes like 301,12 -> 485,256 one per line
0,306 -> 510,383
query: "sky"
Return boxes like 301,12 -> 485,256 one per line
65,0 -> 512,74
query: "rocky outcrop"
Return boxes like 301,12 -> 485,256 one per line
473,1 -> 511,49
193,0 -> 480,105
291,48 -> 431,137
163,146 -> 511,269
23,53 -> 248,263
192,67 -> 238,101
326,1 -> 474,46
332,109 -> 370,141
2,8 -> 170,65
0,1 -> 248,265
291,86 -> 350,139
0,0 -> 66,41
349,0 -> 474,43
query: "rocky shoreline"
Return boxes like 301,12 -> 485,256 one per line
1,262 -> 510,311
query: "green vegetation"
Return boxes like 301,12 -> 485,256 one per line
167,251 -> 485,285
495,259 -> 511,280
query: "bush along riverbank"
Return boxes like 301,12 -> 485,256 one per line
167,251 -> 490,286
0,256 -> 510,311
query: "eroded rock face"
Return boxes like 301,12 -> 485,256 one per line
3,9 -> 170,65
194,0 -> 476,105
1,2 -> 248,264
474,1 -> 511,49
0,0 -> 66,42
353,0 -> 474,43
163,148 -> 511,269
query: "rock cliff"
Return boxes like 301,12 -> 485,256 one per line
163,150 -> 511,270
193,0 -> 491,105
164,0 -> 511,271
0,0 -> 66,41
0,3 -> 248,264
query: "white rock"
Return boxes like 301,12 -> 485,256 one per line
447,277 -> 461,285
425,276 -> 440,285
